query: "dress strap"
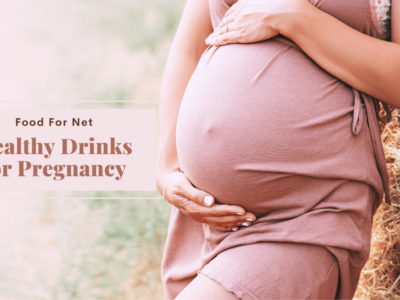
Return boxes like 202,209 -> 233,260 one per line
352,88 -> 391,205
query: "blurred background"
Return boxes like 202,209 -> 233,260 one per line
0,0 -> 185,299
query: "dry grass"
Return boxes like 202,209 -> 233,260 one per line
355,107 -> 400,299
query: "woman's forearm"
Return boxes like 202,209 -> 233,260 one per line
156,0 -> 213,194
279,1 -> 400,108
156,51 -> 199,194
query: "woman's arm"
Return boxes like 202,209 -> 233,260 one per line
156,0 -> 256,231
281,1 -> 400,108
156,0 -> 213,184
206,0 -> 400,108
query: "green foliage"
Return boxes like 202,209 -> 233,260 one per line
0,0 -> 185,298
39,197 -> 171,300
83,0 -> 185,52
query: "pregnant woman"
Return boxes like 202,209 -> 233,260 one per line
156,0 -> 400,299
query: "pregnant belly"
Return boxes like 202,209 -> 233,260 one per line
176,39 -> 368,216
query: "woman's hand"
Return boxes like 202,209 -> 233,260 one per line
163,172 -> 256,232
205,0 -> 305,46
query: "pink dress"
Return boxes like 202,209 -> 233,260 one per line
162,0 -> 392,299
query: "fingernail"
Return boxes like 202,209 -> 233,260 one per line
204,196 -> 213,206
236,213 -> 244,216
232,227 -> 238,231
246,219 -> 254,222
241,223 -> 249,227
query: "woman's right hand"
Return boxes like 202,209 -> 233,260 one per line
163,172 -> 256,232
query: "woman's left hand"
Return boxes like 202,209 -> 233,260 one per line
205,0 -> 305,46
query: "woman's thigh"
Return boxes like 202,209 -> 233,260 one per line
176,242 -> 339,300
175,273 -> 238,300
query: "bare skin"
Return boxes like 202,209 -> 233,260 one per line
156,0 -> 256,234
175,273 -> 238,300
157,0 -> 400,299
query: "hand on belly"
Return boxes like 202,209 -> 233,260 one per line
162,172 -> 256,231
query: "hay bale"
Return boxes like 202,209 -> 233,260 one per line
354,107 -> 400,299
